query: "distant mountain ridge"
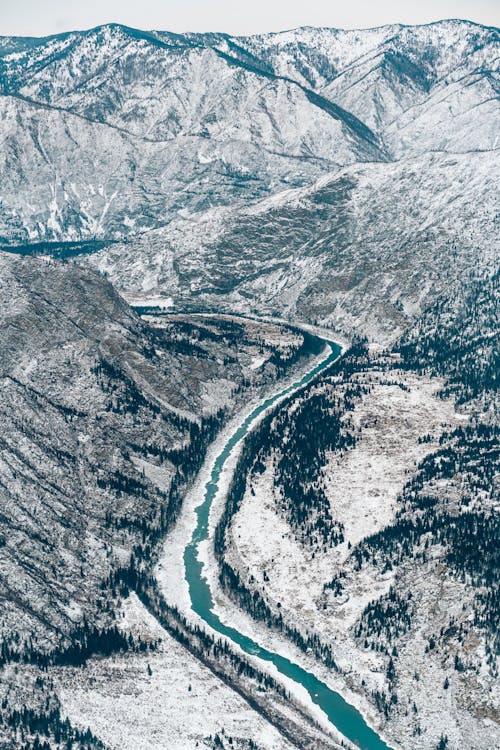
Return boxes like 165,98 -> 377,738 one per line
0,18 -> 497,247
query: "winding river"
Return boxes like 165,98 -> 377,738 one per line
184,338 -> 394,750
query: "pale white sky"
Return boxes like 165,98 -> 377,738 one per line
1,0 -> 498,38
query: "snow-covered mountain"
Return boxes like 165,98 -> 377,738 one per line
0,252 -> 330,749
0,24 -> 384,245
0,251 -> 319,646
236,21 -> 499,154
0,19 -> 497,250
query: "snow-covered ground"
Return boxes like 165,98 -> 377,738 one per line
161,362 -> 497,750
219,370 -> 499,749
55,594 -> 295,750
155,339 -> 388,749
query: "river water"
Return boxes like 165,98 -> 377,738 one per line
184,339 -> 394,750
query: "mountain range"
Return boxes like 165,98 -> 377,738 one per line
1,18 -> 497,340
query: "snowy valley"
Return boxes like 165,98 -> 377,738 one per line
0,16 -> 498,750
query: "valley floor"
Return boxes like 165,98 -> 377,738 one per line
46,323 -> 347,750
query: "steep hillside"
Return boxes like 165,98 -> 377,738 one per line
239,21 -> 499,155
0,24 -> 384,245
0,253 -> 319,647
86,149 -> 498,341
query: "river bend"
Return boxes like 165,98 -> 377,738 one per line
184,338 -> 394,750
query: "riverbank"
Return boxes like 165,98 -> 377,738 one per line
156,337 -> 350,744
156,329 -> 397,750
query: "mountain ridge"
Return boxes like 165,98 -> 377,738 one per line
0,17 -> 497,247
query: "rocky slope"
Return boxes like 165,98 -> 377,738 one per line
235,21 -> 499,155
0,251 -> 320,645
0,24 -> 384,245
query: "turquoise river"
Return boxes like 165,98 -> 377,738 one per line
184,338 -> 394,750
